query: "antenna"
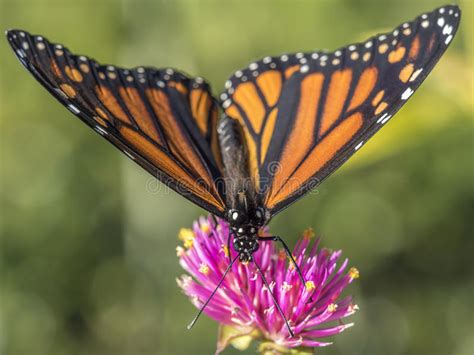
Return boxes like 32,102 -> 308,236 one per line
187,254 -> 239,330
253,259 -> 295,337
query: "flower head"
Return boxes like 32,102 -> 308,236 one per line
177,216 -> 359,354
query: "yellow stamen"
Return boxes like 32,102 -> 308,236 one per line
178,228 -> 195,249
178,228 -> 194,241
184,239 -> 194,249
328,303 -> 338,313
220,244 -> 229,257
288,254 -> 297,269
302,227 -> 315,240
305,281 -> 315,291
199,263 -> 210,275
200,222 -> 210,234
349,267 -> 360,279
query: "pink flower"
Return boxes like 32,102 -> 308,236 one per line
177,216 -> 359,354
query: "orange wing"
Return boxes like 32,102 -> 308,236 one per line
221,4 -> 461,215
7,29 -> 226,215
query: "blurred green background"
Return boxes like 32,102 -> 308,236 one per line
1,0 -> 472,354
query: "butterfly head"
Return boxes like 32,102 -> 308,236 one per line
227,207 -> 268,262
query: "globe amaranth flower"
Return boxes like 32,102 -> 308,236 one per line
176,216 -> 359,354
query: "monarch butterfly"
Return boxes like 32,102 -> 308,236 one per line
6,4 -> 460,336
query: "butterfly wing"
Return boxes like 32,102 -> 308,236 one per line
220,4 -> 461,216
7,29 -> 226,216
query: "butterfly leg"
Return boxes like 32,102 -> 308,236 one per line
258,236 -> 307,287
227,229 -> 235,263
210,214 -> 219,228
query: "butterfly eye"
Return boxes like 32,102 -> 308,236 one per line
228,209 -> 245,226
254,207 -> 266,226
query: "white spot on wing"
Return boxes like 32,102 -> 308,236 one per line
95,126 -> 107,135
249,62 -> 258,70
223,99 -> 231,108
401,87 -> 414,100
300,65 -> 309,73
68,104 -> 80,114
381,115 -> 392,124
409,68 -> 423,82
123,150 -> 135,160
437,17 -> 445,27
355,141 -> 364,150
377,113 -> 388,124
443,25 -> 453,35
22,42 -> 29,50
445,35 -> 453,45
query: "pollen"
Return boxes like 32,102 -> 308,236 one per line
305,280 -> 315,291
288,254 -> 298,269
178,228 -> 195,249
349,267 -> 360,279
199,263 -> 210,275
303,227 -> 315,240
200,222 -> 210,234
220,244 -> 230,257
328,303 -> 338,313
